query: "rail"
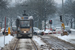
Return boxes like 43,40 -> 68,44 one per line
14,39 -> 19,50
31,39 -> 38,50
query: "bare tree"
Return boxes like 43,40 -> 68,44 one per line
63,0 -> 75,28
22,0 -> 57,29
0,0 -> 8,27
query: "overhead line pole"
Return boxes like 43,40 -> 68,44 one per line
4,17 -> 6,46
62,0 -> 64,22
61,0 -> 65,35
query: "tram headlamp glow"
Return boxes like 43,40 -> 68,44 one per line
24,31 -> 26,33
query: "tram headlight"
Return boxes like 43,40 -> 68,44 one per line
24,31 -> 26,33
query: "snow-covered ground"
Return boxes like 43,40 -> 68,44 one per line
0,28 -> 4,33
0,34 -> 14,47
52,34 -> 75,44
33,36 -> 46,46
32,36 -> 48,49
49,28 -> 75,44
51,28 -> 75,44
70,29 -> 75,31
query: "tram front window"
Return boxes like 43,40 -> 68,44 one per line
20,20 -> 30,28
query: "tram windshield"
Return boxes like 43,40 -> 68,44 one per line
20,20 -> 30,28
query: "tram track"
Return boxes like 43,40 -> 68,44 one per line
14,38 -> 38,50
14,39 -> 19,50
2,35 -> 48,50
2,35 -> 75,50
31,39 -> 38,50
40,35 -> 75,50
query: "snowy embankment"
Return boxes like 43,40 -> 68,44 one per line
33,36 -> 46,46
0,34 -> 14,48
51,28 -> 75,45
0,28 -> 4,33
32,36 -> 48,49
70,29 -> 75,31
54,34 -> 75,44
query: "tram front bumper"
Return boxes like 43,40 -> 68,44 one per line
17,33 -> 32,37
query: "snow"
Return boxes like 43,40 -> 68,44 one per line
0,28 -> 4,33
50,28 -> 75,44
28,16 -> 33,19
70,29 -> 75,31
0,34 -> 14,47
33,36 -> 46,46
52,34 -> 75,44
44,30 -> 50,33
44,30 -> 52,33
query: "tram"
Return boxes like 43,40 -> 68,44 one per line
16,16 -> 33,38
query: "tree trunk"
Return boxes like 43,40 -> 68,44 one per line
74,18 -> 75,29
67,23 -> 68,26
71,19 -> 72,28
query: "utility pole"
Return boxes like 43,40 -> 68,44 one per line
61,0 -> 65,35
45,9 -> 46,31
11,17 -> 12,27
43,0 -> 46,31
4,17 -> 6,46
1,16 -> 3,28
62,0 -> 64,22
